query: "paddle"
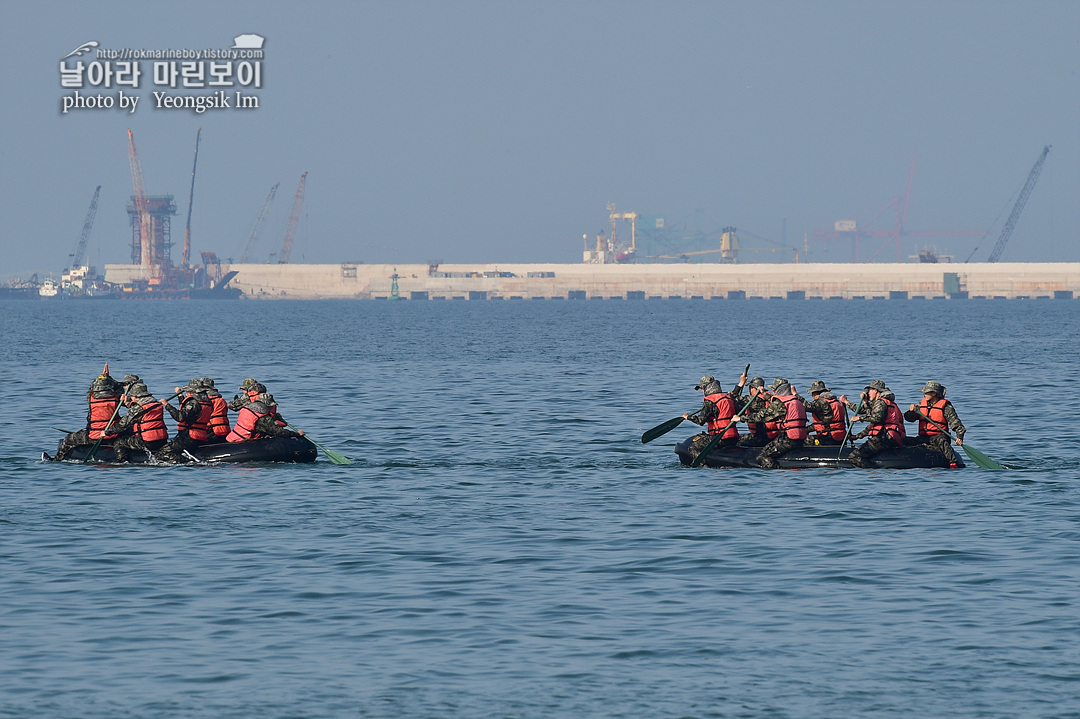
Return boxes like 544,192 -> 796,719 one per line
52,427 -> 75,434
690,395 -> 756,468
838,397 -> 863,459
285,424 -> 351,465
913,411 -> 1002,470
643,364 -> 750,444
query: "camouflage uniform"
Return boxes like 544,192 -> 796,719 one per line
158,386 -> 209,463
803,381 -> 845,446
228,379 -> 267,411
685,376 -> 739,456
51,375 -> 124,461
732,377 -> 771,447
846,381 -> 901,468
902,381 -> 965,465
745,379 -> 805,469
110,383 -> 169,462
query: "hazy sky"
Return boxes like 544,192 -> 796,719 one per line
1,0 -> 1077,278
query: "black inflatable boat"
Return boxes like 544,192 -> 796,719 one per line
674,436 -> 963,469
48,436 -> 318,464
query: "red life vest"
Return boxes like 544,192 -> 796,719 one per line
917,397 -> 950,437
207,394 -> 231,436
704,392 -> 739,440
774,392 -> 808,441
226,403 -> 271,443
176,396 -> 212,442
869,397 -> 904,444
87,394 -> 120,440
133,397 -> 168,442
812,396 -> 848,442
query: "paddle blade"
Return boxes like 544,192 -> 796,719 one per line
320,446 -> 352,465
642,416 -> 685,444
962,444 -> 1002,470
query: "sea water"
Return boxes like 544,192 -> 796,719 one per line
1,298 -> 1078,718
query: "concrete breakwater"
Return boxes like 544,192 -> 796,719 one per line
104,262 -> 1080,300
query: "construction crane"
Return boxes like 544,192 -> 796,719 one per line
240,183 -> 279,262
126,128 -> 153,275
607,203 -> 639,262
984,145 -> 1051,263
70,185 -> 101,268
278,172 -> 308,264
181,128 -> 201,268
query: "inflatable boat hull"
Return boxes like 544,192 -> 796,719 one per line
674,436 -> 963,469
55,436 -> 318,464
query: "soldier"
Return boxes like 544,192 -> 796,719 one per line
47,366 -> 124,461
199,378 -> 231,444
682,375 -> 740,457
110,382 -> 170,462
157,381 -> 213,463
228,378 -> 266,412
803,380 -> 848,446
226,394 -> 305,443
841,379 -> 905,468
731,376 -> 773,447
731,378 -> 807,469
903,380 -> 965,468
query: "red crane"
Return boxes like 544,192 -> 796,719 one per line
812,152 -> 979,262
127,128 -> 154,274
278,172 -> 307,264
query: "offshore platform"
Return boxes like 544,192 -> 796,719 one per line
119,128 -> 240,299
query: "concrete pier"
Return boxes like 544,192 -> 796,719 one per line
104,262 -> 1080,300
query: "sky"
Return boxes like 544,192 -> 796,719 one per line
1,0 -> 1078,279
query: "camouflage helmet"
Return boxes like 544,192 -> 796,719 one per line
89,375 -> 120,394
882,389 -> 896,400
864,379 -> 888,393
239,378 -> 260,391
121,373 -> 141,386
199,377 -> 216,388
257,392 -> 277,407
748,376 -> 765,388
769,377 -> 789,391
694,374 -> 717,391
251,382 -> 267,394
772,380 -> 792,395
808,380 -> 829,394
128,382 -> 151,397
920,380 -> 944,396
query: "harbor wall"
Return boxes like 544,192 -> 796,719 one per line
104,262 -> 1080,300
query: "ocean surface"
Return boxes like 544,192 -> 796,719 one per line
2,297 -> 1078,718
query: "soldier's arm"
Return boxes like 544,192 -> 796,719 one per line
112,402 -> 146,433
747,398 -> 785,424
944,402 -> 965,441
253,415 -> 301,439
686,398 -> 717,426
227,395 -> 247,411
163,402 -> 182,422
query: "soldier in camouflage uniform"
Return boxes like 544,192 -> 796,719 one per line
47,369 -> 123,461
841,379 -> 904,468
682,375 -> 741,457
157,382 -> 210,463
110,381 -> 170,462
903,380 -> 965,467
802,380 -> 848,446
732,378 -> 807,469
228,378 -> 267,412
731,375 -> 772,447
227,393 -> 305,442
